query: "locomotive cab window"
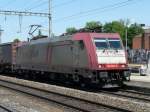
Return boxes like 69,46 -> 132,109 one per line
94,38 -> 108,50
94,38 -> 123,50
108,38 -> 123,49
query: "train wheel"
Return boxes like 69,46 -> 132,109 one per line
79,76 -> 87,88
49,73 -> 55,80
73,74 -> 80,82
24,73 -> 29,79
80,83 -> 86,88
31,73 -> 36,80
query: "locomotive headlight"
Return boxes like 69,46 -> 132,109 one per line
121,65 -> 125,67
121,64 -> 127,68
99,72 -> 108,78
99,65 -> 102,68
98,64 -> 104,68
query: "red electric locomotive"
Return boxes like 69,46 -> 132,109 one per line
0,33 -> 130,88
14,33 -> 130,87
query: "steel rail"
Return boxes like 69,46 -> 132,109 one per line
0,105 -> 13,112
98,89 -> 150,103
0,79 -> 130,112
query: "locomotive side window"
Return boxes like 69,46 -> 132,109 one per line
94,38 -> 108,50
79,40 -> 84,50
108,38 -> 123,49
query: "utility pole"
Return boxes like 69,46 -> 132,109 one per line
49,0 -> 52,38
0,26 -> 4,44
125,28 -> 128,50
124,19 -> 130,51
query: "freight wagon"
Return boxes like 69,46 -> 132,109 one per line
0,42 -> 26,73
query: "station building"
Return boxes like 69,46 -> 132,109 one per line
132,29 -> 150,50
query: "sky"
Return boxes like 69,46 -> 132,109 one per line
0,0 -> 149,43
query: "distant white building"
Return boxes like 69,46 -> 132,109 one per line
144,28 -> 150,33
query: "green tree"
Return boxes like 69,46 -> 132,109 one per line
64,20 -> 144,48
127,23 -> 144,47
103,20 -> 144,48
13,38 -> 20,43
85,21 -> 102,32
66,27 -> 77,34
103,21 -> 125,40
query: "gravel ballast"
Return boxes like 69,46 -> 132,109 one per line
0,75 -> 150,112
0,86 -> 69,112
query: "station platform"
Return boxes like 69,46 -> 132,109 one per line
125,74 -> 150,89
130,73 -> 150,82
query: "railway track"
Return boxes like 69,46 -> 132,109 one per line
99,89 -> 150,103
1,75 -> 150,112
0,79 -> 130,112
125,84 -> 150,93
0,104 -> 13,112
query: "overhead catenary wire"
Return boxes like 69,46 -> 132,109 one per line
34,0 -> 78,12
23,0 -> 42,10
40,0 -> 138,25
0,0 -> 143,41
32,0 -> 140,33
54,0 -> 136,22
0,10 -> 49,17
25,0 -> 48,11
52,0 -> 75,8
0,0 -> 17,9
0,0 -> 52,39
55,0 -> 140,24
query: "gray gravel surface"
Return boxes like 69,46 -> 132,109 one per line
125,80 -> 150,88
0,108 -> 9,112
0,105 -> 12,112
0,75 -> 150,112
0,86 -> 80,112
99,90 -> 150,103
0,81 -> 126,112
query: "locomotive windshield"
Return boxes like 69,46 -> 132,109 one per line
94,38 -> 108,50
108,38 -> 123,49
94,38 -> 123,50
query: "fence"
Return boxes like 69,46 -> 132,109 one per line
127,49 -> 150,64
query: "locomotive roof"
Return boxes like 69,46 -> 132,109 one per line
26,32 -> 120,45
29,34 -> 73,45
0,33 -> 120,47
0,42 -> 12,46
74,32 -> 120,38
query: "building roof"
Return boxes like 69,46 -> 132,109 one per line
145,28 -> 150,33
